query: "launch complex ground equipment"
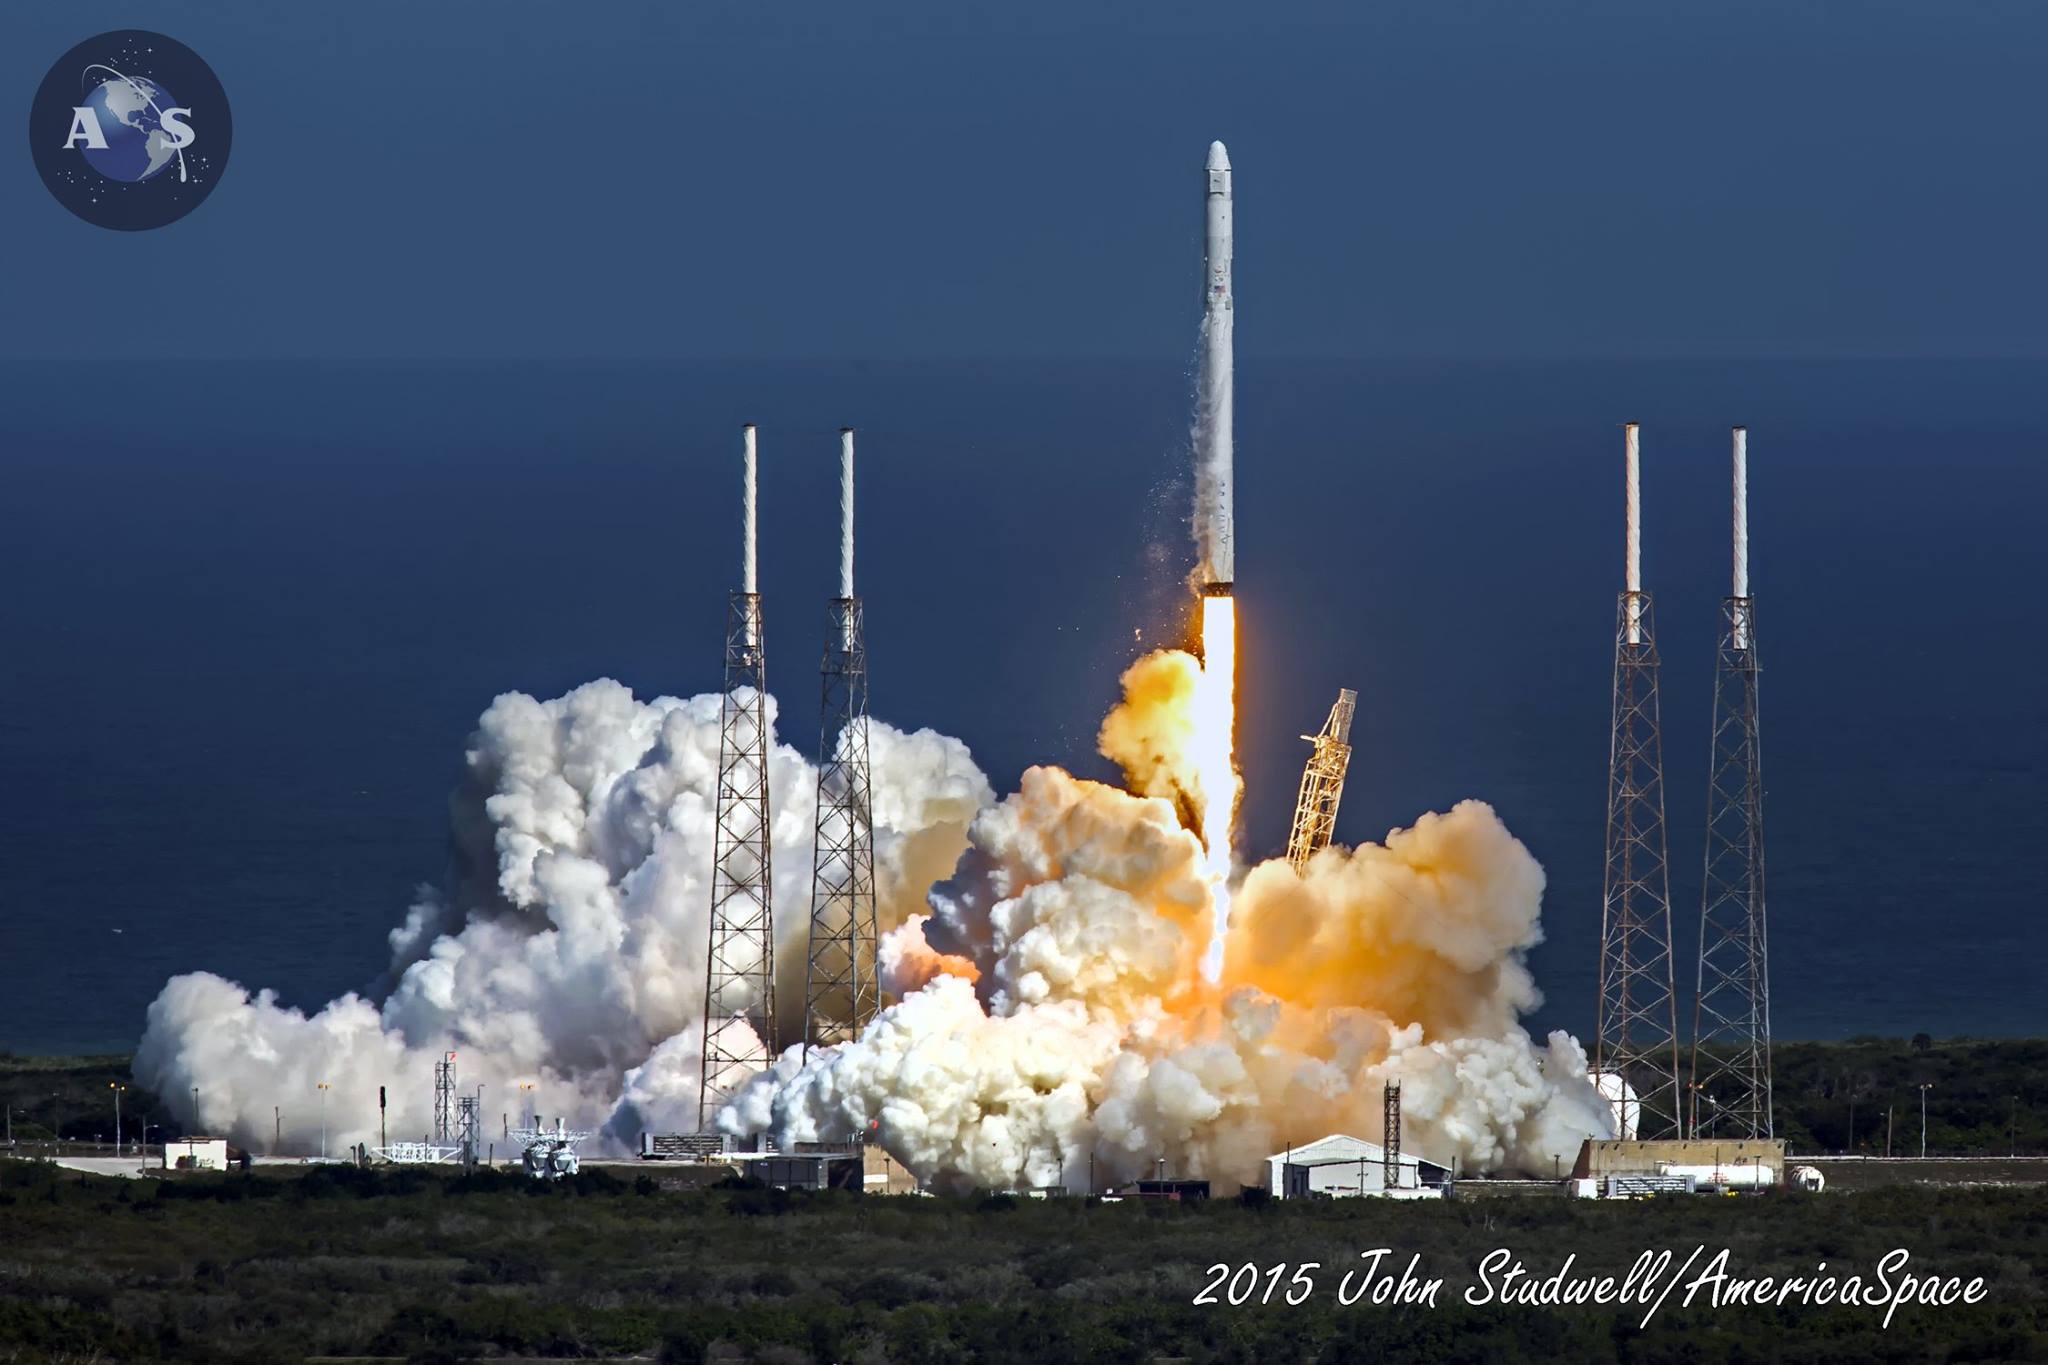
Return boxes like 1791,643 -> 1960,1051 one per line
1286,688 -> 1356,871
367,1059 -> 486,1167
515,1118 -> 592,1181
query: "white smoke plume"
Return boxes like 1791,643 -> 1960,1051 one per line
134,679 -> 990,1156
136,656 -> 1607,1187
719,654 -> 1613,1192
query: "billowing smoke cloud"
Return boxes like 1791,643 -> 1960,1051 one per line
137,651 -> 1607,1185
1096,648 -> 1206,825
720,650 -> 1612,1191
134,680 -> 989,1156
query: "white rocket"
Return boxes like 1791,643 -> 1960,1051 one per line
1199,140 -> 1234,591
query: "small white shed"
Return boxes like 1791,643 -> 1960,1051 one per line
162,1137 -> 229,1171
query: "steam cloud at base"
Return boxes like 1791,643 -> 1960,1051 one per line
719,646 -> 1612,1190
134,680 -> 989,1155
136,652 -> 1610,1185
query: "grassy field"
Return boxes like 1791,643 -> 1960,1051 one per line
2,1159 -> 2045,1364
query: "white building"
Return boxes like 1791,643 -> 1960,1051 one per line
1264,1134 -> 1452,1200
162,1137 -> 228,1172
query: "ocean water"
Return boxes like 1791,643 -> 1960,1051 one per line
0,357 -> 2042,1055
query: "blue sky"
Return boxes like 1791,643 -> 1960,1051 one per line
6,0 -> 2047,360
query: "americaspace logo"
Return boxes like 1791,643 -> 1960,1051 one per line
29,31 -> 231,230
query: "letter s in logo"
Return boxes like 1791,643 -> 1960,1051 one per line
158,107 -> 196,149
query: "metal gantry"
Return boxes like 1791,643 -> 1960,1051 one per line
433,1052 -> 456,1144
1689,428 -> 1773,1140
803,598 -> 878,1054
1286,688 -> 1357,872
1595,589 -> 1683,1139
700,588 -> 776,1124
701,425 -> 777,1128
455,1093 -> 482,1169
805,429 -> 879,1056
1382,1080 -> 1402,1191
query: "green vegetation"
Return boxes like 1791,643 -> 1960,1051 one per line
1,1160 -> 2045,1363
1769,1037 -> 2048,1155
0,1054 -> 175,1149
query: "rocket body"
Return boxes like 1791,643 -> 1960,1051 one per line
1198,140 -> 1234,589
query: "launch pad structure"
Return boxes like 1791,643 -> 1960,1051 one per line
1287,688 -> 1357,871
701,425 -> 778,1127
1688,427 -> 1774,1139
803,428 -> 880,1056
1594,423 -> 1683,1140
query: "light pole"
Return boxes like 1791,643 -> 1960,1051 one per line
520,1081 -> 537,1129
109,1082 -> 125,1155
317,1082 -> 332,1160
1918,1083 -> 1933,1160
190,1086 -> 199,1131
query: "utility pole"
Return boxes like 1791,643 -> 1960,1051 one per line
274,1106 -> 280,1154
1918,1083 -> 1932,1160
1886,1106 -> 1893,1159
318,1082 -> 332,1160
2012,1095 -> 2019,1158
108,1083 -> 124,1155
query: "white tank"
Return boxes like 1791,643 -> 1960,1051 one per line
1792,1165 -> 1825,1193
1588,1072 -> 1640,1139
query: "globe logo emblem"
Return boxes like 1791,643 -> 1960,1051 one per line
75,69 -> 194,184
30,31 -> 231,230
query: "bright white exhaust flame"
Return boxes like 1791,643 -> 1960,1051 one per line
1192,593 -> 1239,977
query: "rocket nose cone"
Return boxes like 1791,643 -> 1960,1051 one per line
1207,141 -> 1231,172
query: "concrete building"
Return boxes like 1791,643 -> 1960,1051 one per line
1571,1138 -> 1785,1197
1265,1134 -> 1451,1200
862,1143 -> 919,1194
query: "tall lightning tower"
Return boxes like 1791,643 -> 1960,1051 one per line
803,428 -> 879,1056
1688,427 -> 1774,1138
1382,1080 -> 1402,1191
1594,423 -> 1682,1139
700,424 -> 777,1128
1286,688 -> 1356,871
433,1052 -> 456,1143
